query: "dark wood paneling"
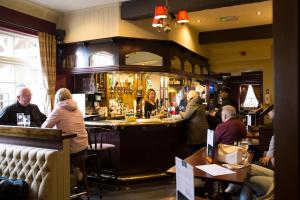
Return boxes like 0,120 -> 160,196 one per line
273,0 -> 299,199
121,0 -> 268,20
57,37 -> 209,79
0,6 -> 56,34
199,24 -> 272,44
86,122 -> 187,176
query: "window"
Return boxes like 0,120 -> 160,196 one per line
0,29 -> 45,111
242,85 -> 259,108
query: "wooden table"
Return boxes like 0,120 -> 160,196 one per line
167,148 -> 249,184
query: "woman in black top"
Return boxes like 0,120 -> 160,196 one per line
144,89 -> 157,118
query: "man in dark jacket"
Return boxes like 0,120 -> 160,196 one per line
208,85 -> 237,130
0,87 -> 47,127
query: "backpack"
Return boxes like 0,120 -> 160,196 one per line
0,176 -> 29,200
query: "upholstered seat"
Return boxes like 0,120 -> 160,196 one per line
0,144 -> 63,200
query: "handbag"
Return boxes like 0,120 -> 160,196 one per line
217,144 -> 246,164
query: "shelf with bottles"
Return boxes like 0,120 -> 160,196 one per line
168,78 -> 184,86
108,73 -> 135,96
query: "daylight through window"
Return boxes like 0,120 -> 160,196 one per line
0,29 -> 45,111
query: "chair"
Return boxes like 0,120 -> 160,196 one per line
86,127 -> 117,198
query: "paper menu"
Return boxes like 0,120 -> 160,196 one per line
175,157 -> 194,200
206,129 -> 214,159
196,164 -> 236,176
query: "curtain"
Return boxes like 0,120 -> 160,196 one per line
252,85 -> 262,104
38,32 -> 56,114
240,85 -> 249,106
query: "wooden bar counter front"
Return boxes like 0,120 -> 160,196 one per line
85,117 -> 188,180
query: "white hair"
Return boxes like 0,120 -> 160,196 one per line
16,87 -> 30,97
187,90 -> 199,101
222,105 -> 236,119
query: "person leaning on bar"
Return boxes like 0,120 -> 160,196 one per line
179,90 -> 209,154
0,87 -> 47,127
41,88 -> 88,190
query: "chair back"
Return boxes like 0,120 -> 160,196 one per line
87,127 -> 115,150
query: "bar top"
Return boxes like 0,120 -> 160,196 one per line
85,116 -> 184,127
0,125 -> 76,149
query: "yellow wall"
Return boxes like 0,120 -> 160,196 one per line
119,18 -> 168,40
57,3 -> 120,43
168,24 -> 208,57
206,39 -> 274,104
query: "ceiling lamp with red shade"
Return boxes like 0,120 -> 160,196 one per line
177,10 -> 189,24
152,0 -> 189,32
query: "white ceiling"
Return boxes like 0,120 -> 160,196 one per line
26,0 -> 128,12
188,1 -> 272,32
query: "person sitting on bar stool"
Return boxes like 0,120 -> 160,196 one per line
41,88 -> 88,196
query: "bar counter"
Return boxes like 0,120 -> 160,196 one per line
85,116 -> 184,127
85,117 -> 188,180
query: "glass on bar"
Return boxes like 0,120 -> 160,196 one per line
23,115 -> 31,127
16,113 -> 24,126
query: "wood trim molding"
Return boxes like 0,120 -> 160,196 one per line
121,0 -> 268,20
273,0 -> 299,198
0,126 -> 75,149
198,24 -> 272,44
0,6 -> 56,35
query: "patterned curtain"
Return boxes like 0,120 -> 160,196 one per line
38,32 -> 56,114
240,85 -> 249,106
252,85 -> 262,104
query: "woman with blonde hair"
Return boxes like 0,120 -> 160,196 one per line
144,88 -> 157,118
42,88 -> 88,189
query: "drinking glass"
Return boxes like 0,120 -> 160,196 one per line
16,113 -> 24,126
23,115 -> 31,127
238,139 -> 249,164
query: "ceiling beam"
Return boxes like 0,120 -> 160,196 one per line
198,24 -> 272,44
121,0 -> 268,20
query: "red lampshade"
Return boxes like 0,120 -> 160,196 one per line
177,10 -> 189,24
154,5 -> 167,19
152,18 -> 163,28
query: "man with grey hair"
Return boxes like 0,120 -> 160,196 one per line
214,105 -> 247,145
0,87 -> 46,127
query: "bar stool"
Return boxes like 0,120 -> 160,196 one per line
70,149 -> 89,200
86,127 -> 117,198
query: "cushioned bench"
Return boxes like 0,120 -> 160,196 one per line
0,143 -> 68,200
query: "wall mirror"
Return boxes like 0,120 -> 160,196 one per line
89,51 -> 114,67
194,64 -> 201,75
202,66 -> 209,75
183,61 -> 192,73
171,56 -> 181,71
125,51 -> 162,66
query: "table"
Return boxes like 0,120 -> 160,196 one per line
167,148 -> 250,184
